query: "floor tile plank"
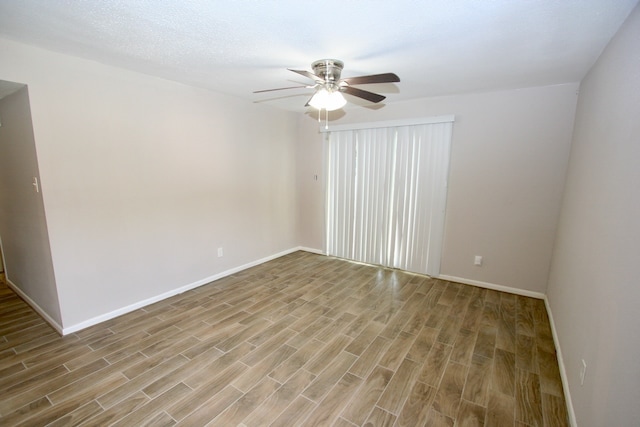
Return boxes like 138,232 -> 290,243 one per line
242,369 -> 316,426
395,380 -> 437,427
377,357 -> 421,414
485,389 -> 515,427
431,361 -> 468,419
341,365 -> 394,425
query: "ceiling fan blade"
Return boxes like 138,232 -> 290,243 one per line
253,85 -> 311,93
340,86 -> 386,103
288,68 -> 324,83
340,73 -> 400,85
304,94 -> 315,107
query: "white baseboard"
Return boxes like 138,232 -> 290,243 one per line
5,278 -> 64,335
438,274 -> 546,299
298,246 -> 324,255
61,247 -> 303,335
544,296 -> 577,427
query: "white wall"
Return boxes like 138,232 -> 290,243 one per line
0,86 -> 61,324
546,4 -> 640,426
297,84 -> 578,294
296,114 -> 326,250
0,39 -> 299,330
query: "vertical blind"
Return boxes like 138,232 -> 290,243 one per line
326,120 -> 453,276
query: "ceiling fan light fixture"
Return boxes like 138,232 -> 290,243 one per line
254,58 -> 399,110
309,88 -> 346,111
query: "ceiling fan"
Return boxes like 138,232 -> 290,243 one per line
254,59 -> 400,111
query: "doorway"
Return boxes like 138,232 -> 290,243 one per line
0,80 -> 60,324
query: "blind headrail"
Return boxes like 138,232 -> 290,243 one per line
320,115 -> 455,133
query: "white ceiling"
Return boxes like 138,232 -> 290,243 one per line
0,0 -> 637,111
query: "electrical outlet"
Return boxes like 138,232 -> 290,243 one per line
580,359 -> 587,386
474,255 -> 483,266
217,247 -> 223,258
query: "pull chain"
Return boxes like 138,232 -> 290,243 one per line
317,108 -> 330,131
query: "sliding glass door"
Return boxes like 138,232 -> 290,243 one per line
326,120 -> 453,276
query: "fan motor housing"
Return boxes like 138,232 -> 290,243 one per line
312,59 -> 344,86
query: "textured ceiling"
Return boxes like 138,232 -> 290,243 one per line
0,0 -> 638,111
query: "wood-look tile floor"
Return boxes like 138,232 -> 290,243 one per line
0,251 -> 569,426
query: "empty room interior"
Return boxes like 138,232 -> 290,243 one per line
0,1 -> 638,426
